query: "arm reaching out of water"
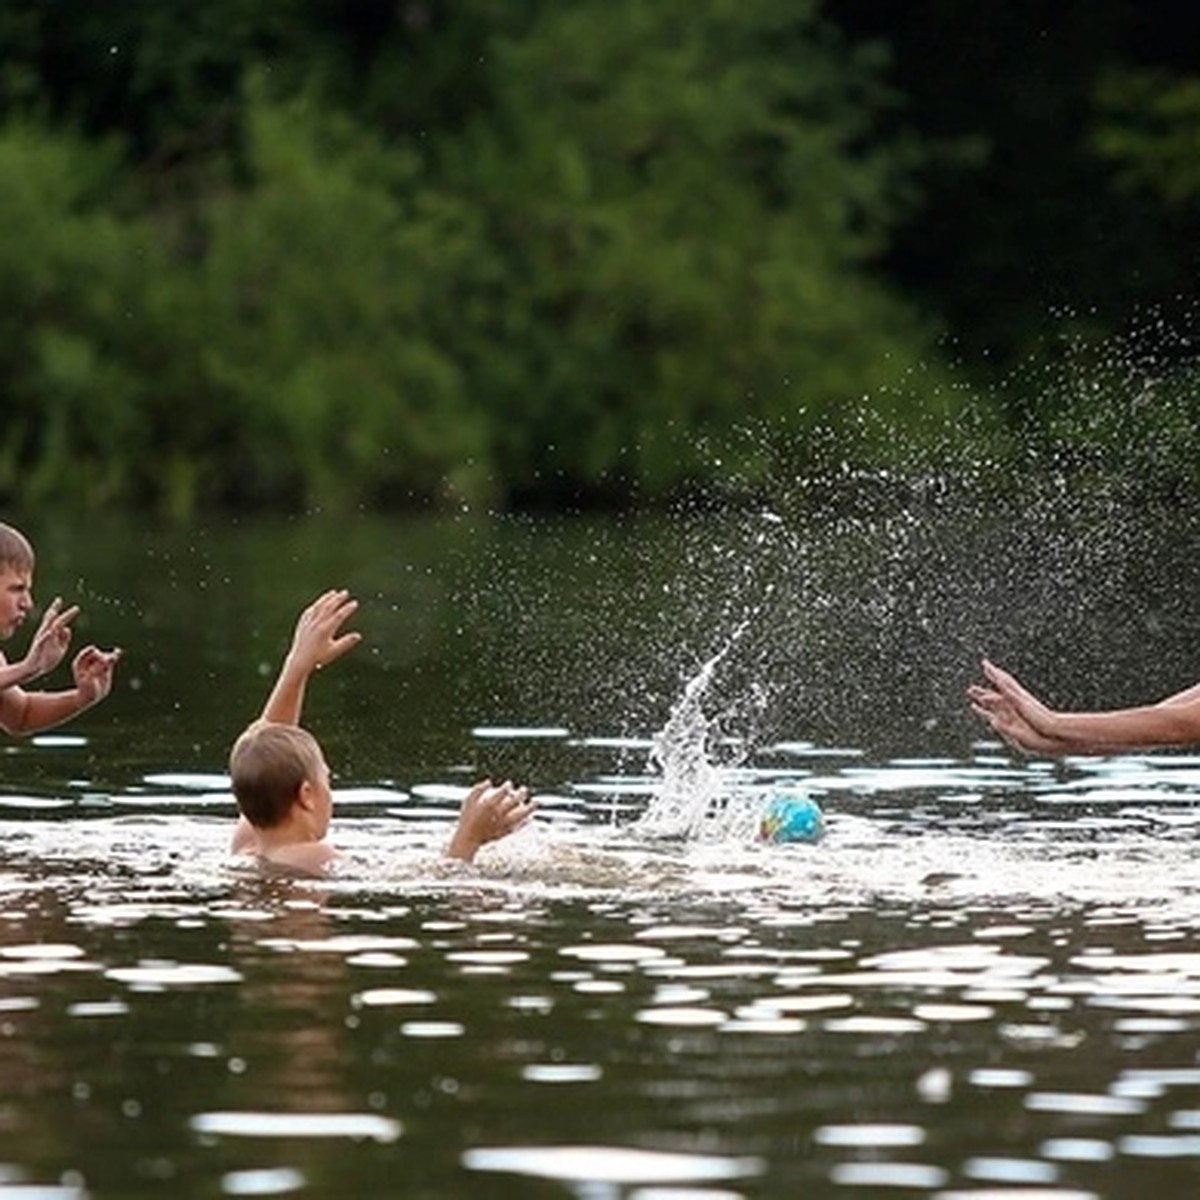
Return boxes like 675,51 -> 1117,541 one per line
445,779 -> 535,861
968,658 -> 1200,754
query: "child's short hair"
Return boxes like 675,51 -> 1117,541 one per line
0,523 -> 34,573
230,720 -> 325,829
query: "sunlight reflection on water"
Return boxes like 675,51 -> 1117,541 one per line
5,724 -> 1200,1195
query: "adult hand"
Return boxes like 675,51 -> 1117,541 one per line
968,660 -> 1063,754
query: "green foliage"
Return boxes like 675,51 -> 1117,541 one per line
0,91 -> 496,516
191,83 -> 489,511
0,122 -> 154,508
0,0 -> 302,162
24,0 -> 1183,515
1093,68 -> 1200,208
440,0 -> 945,498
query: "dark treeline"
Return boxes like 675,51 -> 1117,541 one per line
3,0 -> 1199,516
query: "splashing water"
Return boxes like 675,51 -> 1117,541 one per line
635,621 -> 765,842
630,511 -> 805,844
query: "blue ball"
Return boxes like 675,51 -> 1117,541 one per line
759,793 -> 824,844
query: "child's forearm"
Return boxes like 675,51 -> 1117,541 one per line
0,658 -> 38,692
443,829 -> 481,862
259,655 -> 312,725
443,781 -> 533,861
260,591 -> 359,728
0,686 -> 96,736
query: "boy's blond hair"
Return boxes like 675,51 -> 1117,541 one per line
0,523 -> 34,573
229,720 -> 324,829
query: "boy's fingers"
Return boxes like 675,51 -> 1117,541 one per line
38,602 -> 78,633
314,588 -> 355,610
52,604 -> 80,628
320,633 -> 361,665
34,600 -> 59,630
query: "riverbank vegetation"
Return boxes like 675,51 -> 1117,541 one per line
2,1 -> 1199,516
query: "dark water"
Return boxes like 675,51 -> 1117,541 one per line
4,498 -> 1200,1198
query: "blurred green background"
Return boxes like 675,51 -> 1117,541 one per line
3,0 -> 1200,517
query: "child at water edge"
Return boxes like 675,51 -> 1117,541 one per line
0,522 -> 122,736
229,589 -> 535,876
969,658 -> 1200,754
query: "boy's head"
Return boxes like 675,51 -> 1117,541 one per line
0,524 -> 34,574
0,523 -> 35,642
229,720 -> 330,831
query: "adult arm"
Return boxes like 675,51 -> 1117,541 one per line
969,658 -> 1200,754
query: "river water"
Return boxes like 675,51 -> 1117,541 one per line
3,493 -> 1200,1198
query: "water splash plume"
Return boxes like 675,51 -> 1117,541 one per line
636,621 -> 763,841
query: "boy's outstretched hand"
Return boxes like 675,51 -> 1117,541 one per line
446,779 -> 535,862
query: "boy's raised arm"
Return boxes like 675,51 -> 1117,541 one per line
260,589 -> 361,725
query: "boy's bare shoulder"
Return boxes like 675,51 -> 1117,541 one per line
257,842 -> 339,878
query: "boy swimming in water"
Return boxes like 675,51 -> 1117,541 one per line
229,589 -> 534,876
0,521 -> 122,736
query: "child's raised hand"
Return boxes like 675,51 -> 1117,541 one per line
71,644 -> 123,705
288,589 -> 362,673
445,779 -> 535,861
258,589 -> 361,725
22,597 -> 79,680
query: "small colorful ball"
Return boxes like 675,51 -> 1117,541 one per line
759,793 -> 824,844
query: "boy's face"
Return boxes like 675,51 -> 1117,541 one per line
0,564 -> 33,642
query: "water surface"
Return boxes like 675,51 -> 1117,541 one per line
3,502 -> 1200,1198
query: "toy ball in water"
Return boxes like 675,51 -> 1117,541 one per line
759,793 -> 824,844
